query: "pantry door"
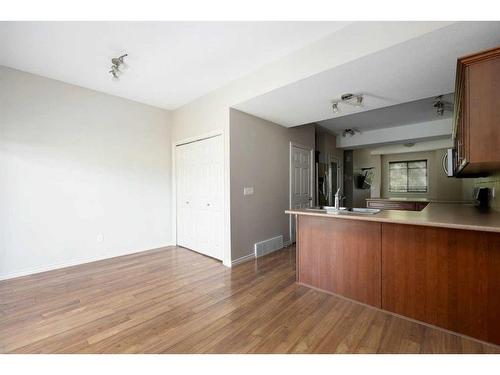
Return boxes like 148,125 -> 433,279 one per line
175,135 -> 223,260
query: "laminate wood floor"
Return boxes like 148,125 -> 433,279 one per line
0,246 -> 498,354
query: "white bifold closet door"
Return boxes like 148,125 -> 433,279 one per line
176,135 -> 223,260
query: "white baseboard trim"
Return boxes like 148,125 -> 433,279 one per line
0,243 -> 175,281
231,252 -> 255,267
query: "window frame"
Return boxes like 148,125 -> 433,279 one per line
388,159 -> 428,193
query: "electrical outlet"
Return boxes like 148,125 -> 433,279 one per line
243,187 -> 254,196
97,234 -> 104,243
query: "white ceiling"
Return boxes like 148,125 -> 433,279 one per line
318,93 -> 454,134
0,21 -> 350,110
234,22 -> 500,128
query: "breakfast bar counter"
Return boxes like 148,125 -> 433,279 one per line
286,203 -> 500,346
286,202 -> 500,233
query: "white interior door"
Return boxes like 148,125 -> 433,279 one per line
290,144 -> 313,242
176,135 -> 223,260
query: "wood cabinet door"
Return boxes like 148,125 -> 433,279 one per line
468,57 -> 500,164
297,215 -> 382,307
382,223 -> 500,345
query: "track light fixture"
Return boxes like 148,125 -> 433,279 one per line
342,128 -> 361,138
331,93 -> 364,114
109,54 -> 128,79
433,95 -> 452,116
332,102 -> 340,113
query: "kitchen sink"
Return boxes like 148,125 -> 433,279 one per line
305,207 -> 380,215
304,208 -> 327,212
347,208 -> 381,214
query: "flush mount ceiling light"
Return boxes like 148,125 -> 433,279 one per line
433,95 -> 453,116
342,128 -> 361,138
109,54 -> 128,79
331,93 -> 364,114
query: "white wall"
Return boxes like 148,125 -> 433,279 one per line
0,66 -> 173,279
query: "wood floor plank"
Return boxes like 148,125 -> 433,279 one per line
0,245 -> 498,354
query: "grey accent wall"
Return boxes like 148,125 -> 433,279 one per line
229,109 -> 315,261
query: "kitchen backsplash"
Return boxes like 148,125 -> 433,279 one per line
474,172 -> 500,211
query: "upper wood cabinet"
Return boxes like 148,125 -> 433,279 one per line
453,46 -> 500,177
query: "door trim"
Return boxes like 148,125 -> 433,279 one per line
289,142 -> 314,244
172,129 -> 229,266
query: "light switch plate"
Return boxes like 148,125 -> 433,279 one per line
243,187 -> 254,196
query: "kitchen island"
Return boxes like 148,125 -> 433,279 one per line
286,203 -> 500,346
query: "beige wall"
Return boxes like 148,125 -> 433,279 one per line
380,149 -> 464,200
350,147 -> 467,207
0,66 -> 172,279
230,109 -> 314,261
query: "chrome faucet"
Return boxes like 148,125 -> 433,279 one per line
334,188 -> 342,210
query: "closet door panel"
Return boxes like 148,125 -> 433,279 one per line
175,135 -> 223,260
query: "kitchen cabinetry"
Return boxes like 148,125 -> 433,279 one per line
294,212 -> 500,345
382,223 -> 500,345
297,215 -> 382,307
453,46 -> 500,176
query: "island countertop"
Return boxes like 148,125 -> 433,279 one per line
286,202 -> 500,233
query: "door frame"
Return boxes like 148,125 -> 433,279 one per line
172,129 -> 229,265
289,142 -> 314,244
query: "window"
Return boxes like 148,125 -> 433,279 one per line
389,160 -> 427,193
